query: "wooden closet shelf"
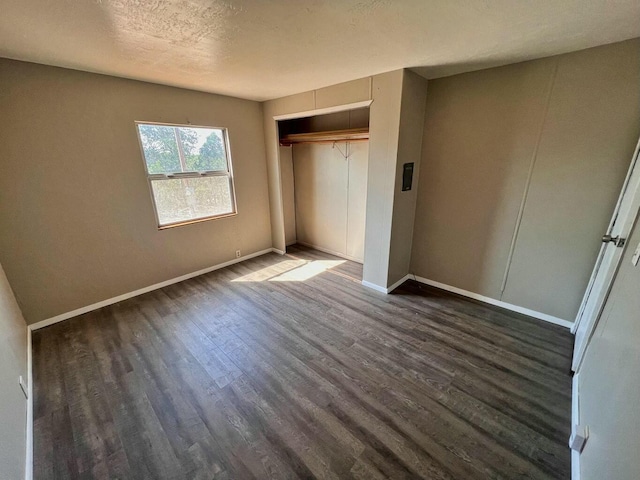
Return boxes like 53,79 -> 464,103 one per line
280,128 -> 369,146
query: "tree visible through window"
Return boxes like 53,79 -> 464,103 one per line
136,123 -> 236,227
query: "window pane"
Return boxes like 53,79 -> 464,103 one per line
150,176 -> 233,226
138,124 -> 181,174
178,127 -> 228,172
138,124 -> 228,174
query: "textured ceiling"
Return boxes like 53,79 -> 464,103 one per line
1,0 -> 639,101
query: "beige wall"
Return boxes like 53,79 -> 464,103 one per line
411,39 -> 640,321
387,70 -> 428,285
577,213 -> 640,479
0,261 -> 28,480
0,59 -> 272,324
361,70 -> 404,287
501,39 -> 640,320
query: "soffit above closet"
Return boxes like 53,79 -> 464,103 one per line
0,0 -> 638,101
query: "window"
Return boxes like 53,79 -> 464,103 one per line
136,122 -> 236,228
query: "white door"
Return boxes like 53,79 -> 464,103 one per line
573,136 -> 640,371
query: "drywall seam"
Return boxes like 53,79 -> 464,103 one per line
414,275 -> 573,329
500,58 -> 560,298
26,327 -> 33,480
28,248 -> 278,331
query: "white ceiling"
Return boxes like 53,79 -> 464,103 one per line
1,0 -> 639,101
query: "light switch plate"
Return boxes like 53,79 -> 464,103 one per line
632,242 -> 640,267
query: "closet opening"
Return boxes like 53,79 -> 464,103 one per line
277,107 -> 370,278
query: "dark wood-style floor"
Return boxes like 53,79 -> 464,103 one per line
33,245 -> 573,479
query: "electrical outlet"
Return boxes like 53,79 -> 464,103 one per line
235,250 -> 241,258
18,375 -> 28,400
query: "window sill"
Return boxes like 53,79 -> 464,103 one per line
157,212 -> 237,230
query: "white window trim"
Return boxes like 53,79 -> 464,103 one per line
135,121 -> 238,229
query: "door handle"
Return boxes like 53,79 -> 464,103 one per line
602,234 -> 626,247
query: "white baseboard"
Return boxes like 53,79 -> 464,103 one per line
25,328 -> 33,480
361,280 -> 388,293
387,274 -> 412,293
28,248 -> 277,331
272,248 -> 286,255
571,373 -> 581,480
412,276 -> 573,329
361,274 -> 411,294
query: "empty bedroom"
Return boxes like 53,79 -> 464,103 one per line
1,1 -> 639,479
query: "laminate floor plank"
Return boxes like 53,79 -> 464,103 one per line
33,246 -> 573,479
228,257 -> 571,433
178,264 -> 564,479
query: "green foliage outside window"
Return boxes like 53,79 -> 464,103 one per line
138,125 -> 227,174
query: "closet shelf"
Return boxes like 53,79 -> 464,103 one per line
279,128 -> 369,146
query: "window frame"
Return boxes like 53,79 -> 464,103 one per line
134,121 -> 238,230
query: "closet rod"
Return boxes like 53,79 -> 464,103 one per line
280,128 -> 369,146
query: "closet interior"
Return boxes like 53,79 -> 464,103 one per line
278,107 -> 370,264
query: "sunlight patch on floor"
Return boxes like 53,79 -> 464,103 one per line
270,260 -> 345,282
232,259 -> 345,282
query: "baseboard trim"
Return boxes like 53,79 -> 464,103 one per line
272,248 -> 286,255
571,373 -> 581,480
387,274 -> 412,293
28,248 -> 277,331
362,274 -> 411,294
361,280 -> 388,294
412,276 -> 573,329
25,328 -> 33,480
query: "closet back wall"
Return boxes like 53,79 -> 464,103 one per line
0,59 -> 272,324
411,38 -> 640,322
293,141 -> 368,262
